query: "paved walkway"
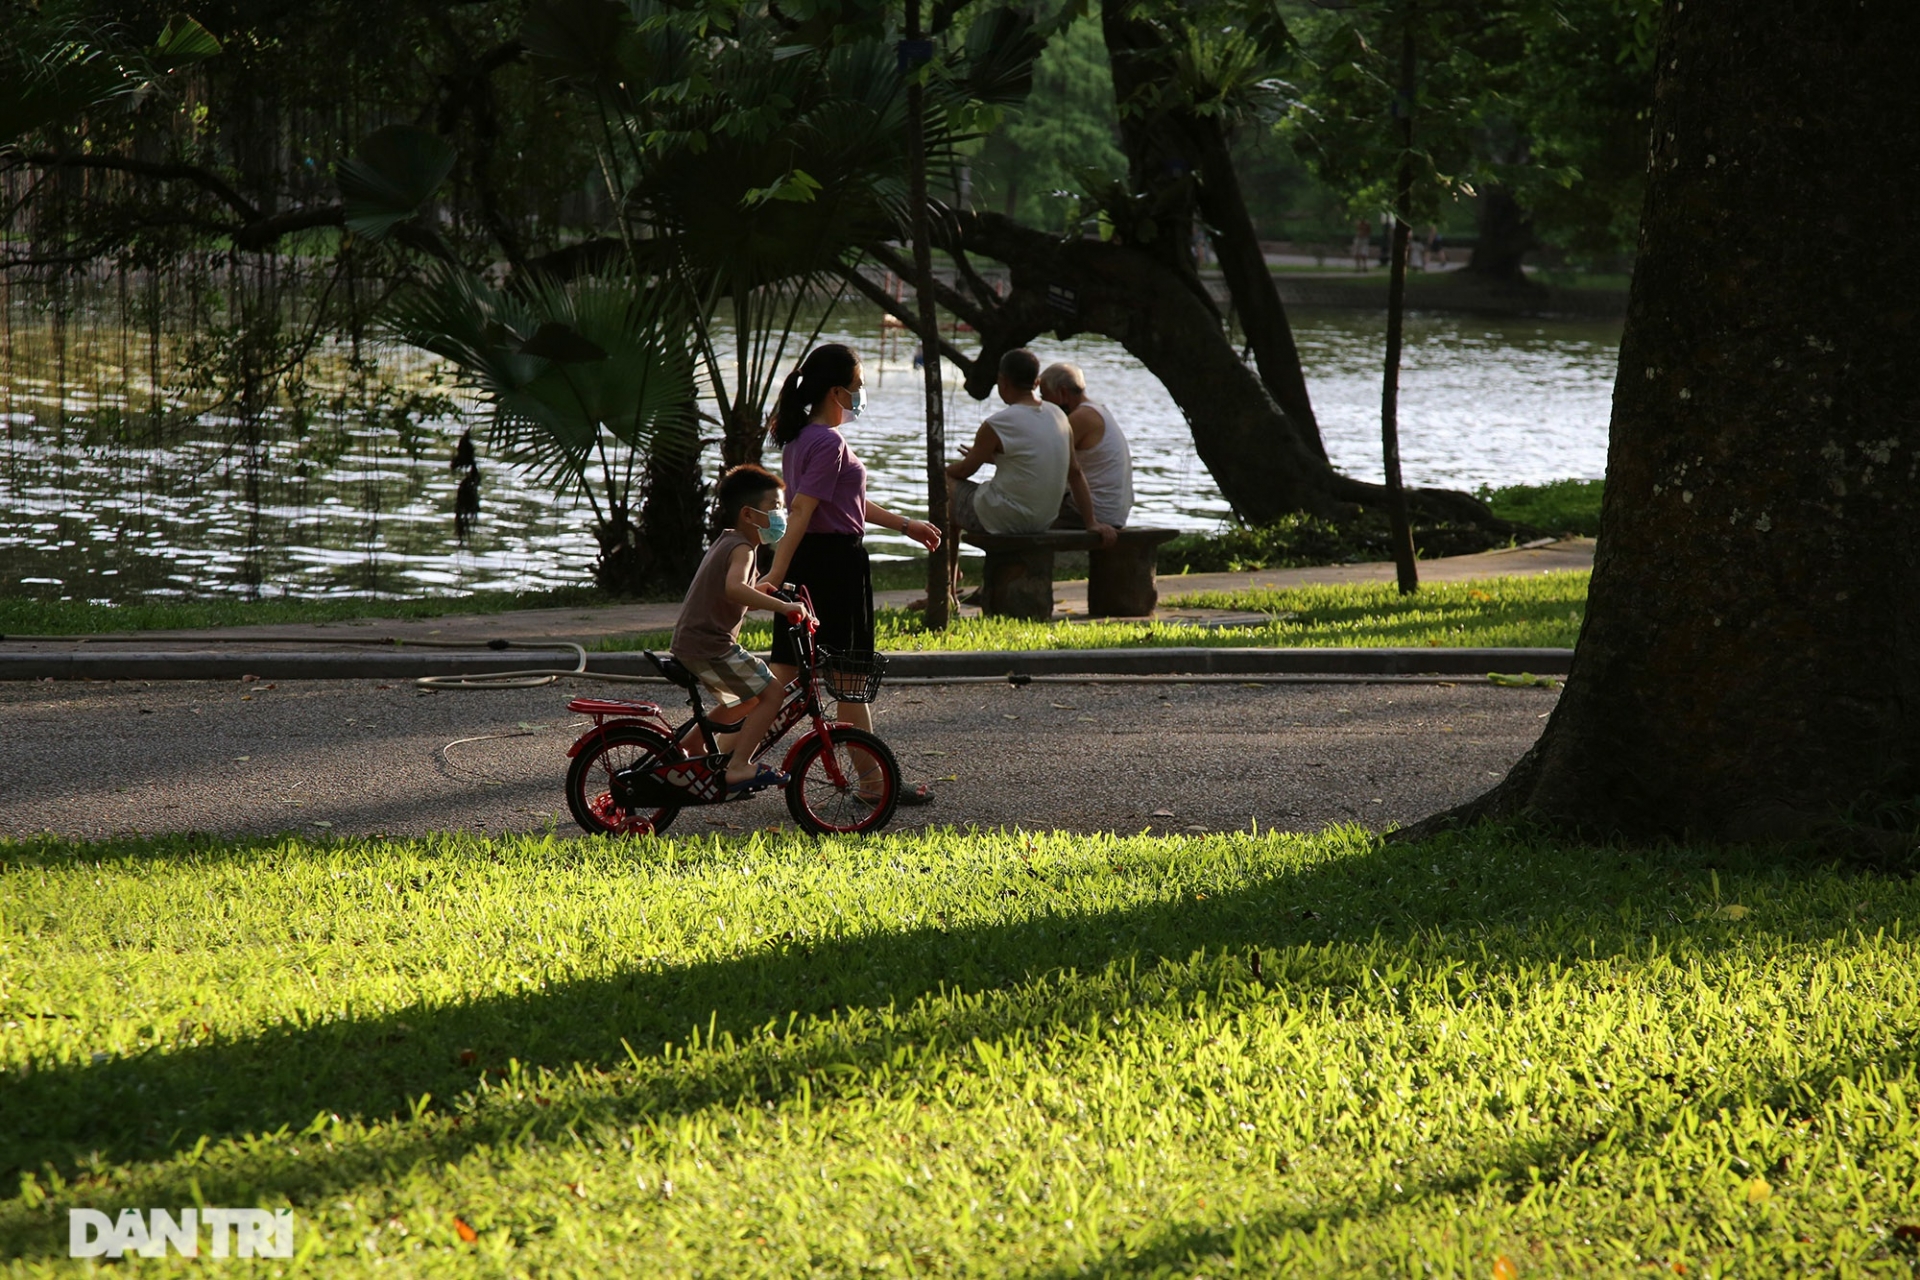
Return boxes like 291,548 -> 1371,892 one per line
0,677 -> 1556,841
13,539 -> 1593,651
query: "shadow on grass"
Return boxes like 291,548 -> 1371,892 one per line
0,827 -> 1896,1261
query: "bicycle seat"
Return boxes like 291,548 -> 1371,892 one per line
646,651 -> 700,690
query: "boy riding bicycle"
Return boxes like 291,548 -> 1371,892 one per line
669,464 -> 807,795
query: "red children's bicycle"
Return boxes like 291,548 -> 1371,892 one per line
562,587 -> 901,837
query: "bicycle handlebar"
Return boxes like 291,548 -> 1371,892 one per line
765,583 -> 818,635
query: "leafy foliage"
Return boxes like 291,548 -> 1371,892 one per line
1478,477 -> 1605,537
0,6 -> 218,145
1157,505 -> 1526,574
336,125 -> 458,240
1280,0 -> 1659,255
384,264 -> 698,560
972,11 -> 1128,230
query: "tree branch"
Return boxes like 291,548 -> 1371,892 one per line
949,244 -> 1004,313
231,204 -> 345,250
862,240 -> 988,330
7,149 -> 261,223
832,263 -> 977,380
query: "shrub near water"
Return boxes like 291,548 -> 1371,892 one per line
1154,479 -> 1606,574
4,826 -> 1920,1276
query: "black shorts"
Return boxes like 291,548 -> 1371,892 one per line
769,533 -> 874,665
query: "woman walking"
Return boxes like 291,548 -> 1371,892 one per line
761,343 -> 941,804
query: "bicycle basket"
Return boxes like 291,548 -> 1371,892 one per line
814,649 -> 887,704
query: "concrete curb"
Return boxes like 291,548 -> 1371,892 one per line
0,646 -> 1573,682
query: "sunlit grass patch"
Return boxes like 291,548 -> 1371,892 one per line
593,572 -> 1589,655
1162,570 -> 1589,648
3,823 -> 1918,1275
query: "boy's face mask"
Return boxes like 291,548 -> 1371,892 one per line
756,506 -> 788,544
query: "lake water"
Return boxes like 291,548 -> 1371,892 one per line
0,306 -> 1621,601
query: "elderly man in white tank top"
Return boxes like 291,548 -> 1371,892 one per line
1039,361 -> 1134,529
946,348 -> 1117,595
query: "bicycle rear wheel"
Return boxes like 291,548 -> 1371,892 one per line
784,727 -> 900,835
566,724 -> 682,836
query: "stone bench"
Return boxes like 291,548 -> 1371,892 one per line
960,527 -> 1180,620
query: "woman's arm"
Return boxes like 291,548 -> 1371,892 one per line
760,492 -> 820,588
864,499 -> 942,552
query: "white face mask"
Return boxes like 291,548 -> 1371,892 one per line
756,507 -> 787,545
844,386 -> 866,420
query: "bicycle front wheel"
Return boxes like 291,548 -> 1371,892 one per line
566,724 -> 682,836
784,727 -> 900,835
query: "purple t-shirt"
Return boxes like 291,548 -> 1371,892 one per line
782,422 -> 867,535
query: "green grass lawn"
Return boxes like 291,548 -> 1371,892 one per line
4,824 -> 1918,1275
1481,479 -> 1606,538
593,572 -> 1590,654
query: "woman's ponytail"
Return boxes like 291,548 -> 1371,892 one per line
771,343 -> 859,447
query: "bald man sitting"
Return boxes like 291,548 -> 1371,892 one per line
1039,361 -> 1134,530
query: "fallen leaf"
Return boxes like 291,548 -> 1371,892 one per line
240,673 -> 260,683
1002,714 -> 1019,720
1051,703 -> 1076,710
921,749 -> 948,757
565,1181 -> 587,1199
1745,1176 -> 1771,1204
453,1217 -> 478,1243
1714,904 -> 1750,921
1491,1255 -> 1518,1280
311,820 -> 332,829
1487,671 -> 1559,689
1150,809 -> 1175,819
936,774 -> 958,782
458,1049 -> 477,1066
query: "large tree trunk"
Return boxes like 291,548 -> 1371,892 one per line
1409,0 -> 1920,847
1464,184 -> 1536,285
1102,5 -> 1325,456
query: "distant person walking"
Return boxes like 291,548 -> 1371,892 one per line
1427,225 -> 1448,269
1038,361 -> 1134,530
1350,219 -> 1372,271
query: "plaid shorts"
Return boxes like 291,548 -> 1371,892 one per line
677,643 -> 776,709
950,477 -> 985,532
